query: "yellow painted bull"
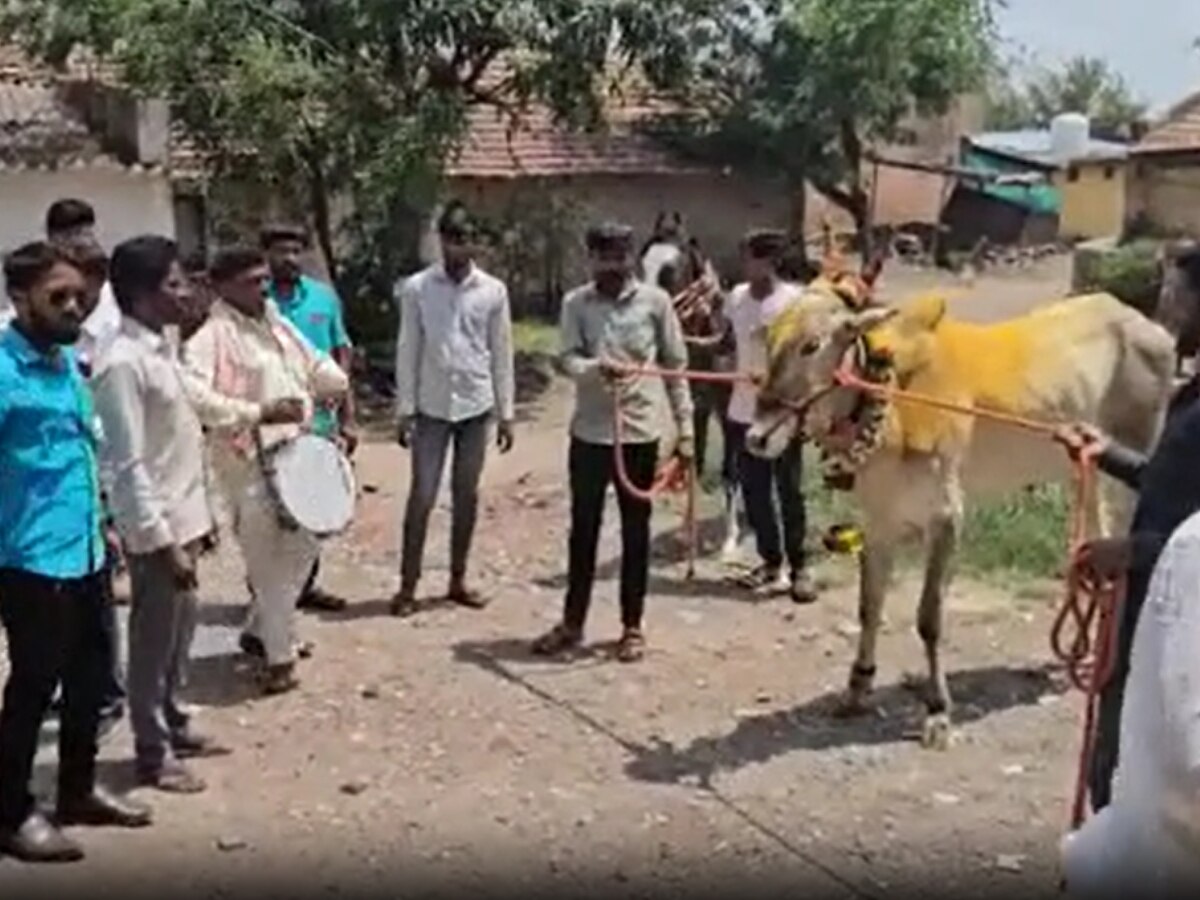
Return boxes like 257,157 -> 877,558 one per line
746,275 -> 1176,749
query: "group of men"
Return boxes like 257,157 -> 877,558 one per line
0,194 -> 815,865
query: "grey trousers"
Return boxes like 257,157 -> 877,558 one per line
400,412 -> 490,592
127,549 -> 199,771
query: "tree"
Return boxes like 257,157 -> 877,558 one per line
653,0 -> 996,259
1,0 -> 723,307
1023,56 -> 1146,139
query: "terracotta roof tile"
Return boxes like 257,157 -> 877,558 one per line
448,101 -> 704,179
1134,90 -> 1200,155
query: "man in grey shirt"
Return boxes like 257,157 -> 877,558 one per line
532,222 -> 694,663
392,201 -> 516,616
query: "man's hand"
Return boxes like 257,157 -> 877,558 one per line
1052,422 -> 1109,462
1075,537 -> 1132,586
599,357 -> 635,384
497,420 -> 515,455
104,526 -> 124,571
397,415 -> 415,449
164,544 -> 198,590
260,397 -> 306,426
339,425 -> 360,458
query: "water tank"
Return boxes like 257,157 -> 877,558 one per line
1051,113 -> 1090,162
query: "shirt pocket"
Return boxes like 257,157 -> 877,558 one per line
604,307 -> 655,363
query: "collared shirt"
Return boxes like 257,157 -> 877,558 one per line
182,300 -> 349,495
559,279 -> 694,446
269,275 -> 351,438
0,324 -> 105,579
1061,511 -> 1200,896
92,318 -> 214,555
394,263 -> 515,423
726,280 -> 802,425
77,282 -> 122,375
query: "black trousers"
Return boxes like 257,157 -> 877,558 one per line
693,381 -> 737,486
733,425 -> 807,574
0,568 -> 108,829
1088,566 -> 1152,812
564,438 -> 658,632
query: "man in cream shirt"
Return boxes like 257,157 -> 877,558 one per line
183,246 -> 349,695
93,236 -> 228,793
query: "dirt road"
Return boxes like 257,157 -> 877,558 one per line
1,258 -> 1091,898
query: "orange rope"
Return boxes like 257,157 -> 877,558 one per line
833,364 -> 1124,831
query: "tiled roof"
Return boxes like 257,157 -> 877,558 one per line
448,90 -> 706,179
1133,90 -> 1200,155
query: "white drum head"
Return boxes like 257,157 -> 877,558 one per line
269,435 -> 356,537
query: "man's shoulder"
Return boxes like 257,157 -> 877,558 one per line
630,280 -> 672,309
563,283 -> 594,308
470,267 -> 507,295
300,275 -> 342,308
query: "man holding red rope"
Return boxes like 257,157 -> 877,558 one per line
531,222 -> 693,664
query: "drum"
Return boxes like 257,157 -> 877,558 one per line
259,433 -> 356,538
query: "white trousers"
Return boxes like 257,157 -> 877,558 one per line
230,476 -> 320,666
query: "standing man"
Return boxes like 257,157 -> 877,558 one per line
93,236 -> 228,794
391,201 -> 516,616
530,222 -> 694,663
0,242 -> 151,864
54,235 -> 128,740
725,230 -> 815,604
1056,387 -> 1200,812
182,247 -> 349,695
261,224 -> 355,613
46,199 -> 122,371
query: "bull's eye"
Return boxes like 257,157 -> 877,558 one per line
799,338 -> 821,356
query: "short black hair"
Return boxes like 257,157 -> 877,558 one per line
3,241 -> 77,297
46,198 -> 97,236
181,250 -> 209,276
742,229 -> 787,261
259,223 -> 309,250
437,200 -> 475,238
110,235 -> 179,313
53,234 -> 109,281
585,221 -> 634,253
210,246 -> 266,283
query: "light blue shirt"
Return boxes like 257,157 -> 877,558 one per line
0,324 -> 106,579
269,275 -> 351,437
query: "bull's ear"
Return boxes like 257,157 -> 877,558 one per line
897,294 -> 946,333
851,306 -> 899,334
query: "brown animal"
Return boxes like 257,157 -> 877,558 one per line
745,270 -> 1176,749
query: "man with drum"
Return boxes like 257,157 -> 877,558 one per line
392,201 -> 516,616
262,224 -> 356,614
183,247 -> 349,695
92,236 -> 228,793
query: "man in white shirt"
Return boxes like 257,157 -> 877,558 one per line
392,201 -> 516,616
93,236 -> 228,794
46,199 -> 122,373
725,230 -> 815,604
183,247 -> 349,695
1062,509 -> 1200,896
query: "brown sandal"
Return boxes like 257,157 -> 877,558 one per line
531,624 -> 582,657
615,629 -> 646,663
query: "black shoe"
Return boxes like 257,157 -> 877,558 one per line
136,761 -> 207,795
238,632 -> 266,659
0,812 -> 83,863
171,730 -> 232,760
297,589 -> 347,612
56,787 -> 152,829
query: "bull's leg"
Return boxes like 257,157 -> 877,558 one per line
720,482 -> 743,563
917,491 -> 963,751
836,537 -> 895,717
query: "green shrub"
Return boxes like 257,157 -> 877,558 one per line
1078,239 -> 1162,316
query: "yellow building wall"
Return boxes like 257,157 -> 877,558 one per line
1055,162 -> 1127,240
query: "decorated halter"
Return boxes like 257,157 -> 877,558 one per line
818,330 -> 894,491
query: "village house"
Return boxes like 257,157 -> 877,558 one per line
944,115 -> 1131,249
0,46 -> 203,259
1127,90 -> 1200,237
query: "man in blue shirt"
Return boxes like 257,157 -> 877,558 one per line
262,224 -> 354,614
0,242 -> 151,864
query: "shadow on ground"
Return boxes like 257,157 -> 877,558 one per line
452,638 -> 1065,790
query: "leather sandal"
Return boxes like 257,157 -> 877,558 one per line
530,624 -> 582,657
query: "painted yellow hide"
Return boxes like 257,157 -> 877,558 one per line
872,292 -> 1132,455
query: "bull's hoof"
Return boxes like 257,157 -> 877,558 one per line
719,539 -> 741,565
920,713 -> 953,751
833,692 -> 872,719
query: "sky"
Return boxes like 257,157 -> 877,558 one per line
995,0 -> 1200,114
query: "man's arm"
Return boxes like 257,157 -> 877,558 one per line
280,317 -> 349,401
1098,442 -> 1148,490
180,322 -> 265,431
1156,534 -> 1200,804
490,283 -> 516,423
93,361 -> 175,552
394,278 -> 421,419
656,291 -> 695,445
559,292 -> 603,385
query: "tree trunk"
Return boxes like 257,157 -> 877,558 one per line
299,147 -> 338,287
784,173 -> 812,280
